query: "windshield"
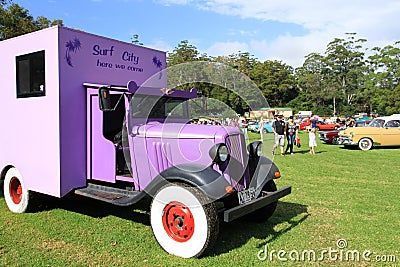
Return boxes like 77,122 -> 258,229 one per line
130,95 -> 189,119
368,119 -> 385,127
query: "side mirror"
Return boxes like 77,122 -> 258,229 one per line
99,87 -> 112,111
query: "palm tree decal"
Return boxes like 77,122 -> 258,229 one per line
65,38 -> 81,67
152,56 -> 163,79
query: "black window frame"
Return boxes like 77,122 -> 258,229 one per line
16,50 -> 46,98
130,95 -> 189,119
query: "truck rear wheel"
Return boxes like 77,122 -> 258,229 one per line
150,183 -> 219,258
3,168 -> 31,213
250,180 -> 278,222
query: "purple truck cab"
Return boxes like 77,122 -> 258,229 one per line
0,26 -> 291,258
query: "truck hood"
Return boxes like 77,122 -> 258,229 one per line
133,122 -> 242,140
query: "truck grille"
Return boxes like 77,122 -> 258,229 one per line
226,134 -> 249,189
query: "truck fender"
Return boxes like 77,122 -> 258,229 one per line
1,165 -> 14,181
143,164 -> 230,201
248,156 -> 280,196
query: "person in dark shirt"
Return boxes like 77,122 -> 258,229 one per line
272,114 -> 286,156
285,116 -> 299,155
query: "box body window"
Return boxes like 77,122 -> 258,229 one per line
16,50 -> 45,98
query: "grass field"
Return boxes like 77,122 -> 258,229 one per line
1,131 -> 399,266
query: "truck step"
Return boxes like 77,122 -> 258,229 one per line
75,183 -> 144,206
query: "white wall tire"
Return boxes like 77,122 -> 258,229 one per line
3,168 -> 30,213
358,138 -> 373,151
150,183 -> 219,258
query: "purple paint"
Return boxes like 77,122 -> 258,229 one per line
0,26 -> 249,197
0,26 -> 167,197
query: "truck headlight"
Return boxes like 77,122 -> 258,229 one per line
209,143 -> 229,164
247,141 -> 263,157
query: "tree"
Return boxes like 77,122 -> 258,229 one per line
167,32 -> 399,117
250,60 -> 297,108
324,33 -> 367,108
293,33 -> 369,116
35,16 -> 63,29
167,40 -> 201,66
364,43 -> 400,114
294,53 -> 328,113
0,2 -> 63,40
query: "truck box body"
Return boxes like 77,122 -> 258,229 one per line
0,26 -> 166,197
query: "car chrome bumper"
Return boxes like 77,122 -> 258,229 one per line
338,136 -> 356,145
223,186 -> 291,222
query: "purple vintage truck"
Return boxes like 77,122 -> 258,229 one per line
0,26 -> 291,258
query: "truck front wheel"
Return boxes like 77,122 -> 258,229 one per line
150,183 -> 219,258
3,168 -> 31,213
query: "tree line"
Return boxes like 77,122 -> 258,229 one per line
0,1 -> 63,40
167,36 -> 400,117
2,1 -> 399,116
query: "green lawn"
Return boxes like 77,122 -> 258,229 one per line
1,131 -> 399,266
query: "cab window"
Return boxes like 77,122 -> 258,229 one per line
131,95 -> 188,119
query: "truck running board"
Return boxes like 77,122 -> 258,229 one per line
75,183 -> 145,206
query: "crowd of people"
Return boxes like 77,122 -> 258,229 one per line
192,114 -> 319,155
269,114 -> 317,156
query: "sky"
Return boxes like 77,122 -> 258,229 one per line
12,0 -> 400,67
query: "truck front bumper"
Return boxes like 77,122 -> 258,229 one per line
223,186 -> 292,222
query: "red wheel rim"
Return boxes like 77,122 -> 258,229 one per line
162,201 -> 195,242
9,177 -> 23,204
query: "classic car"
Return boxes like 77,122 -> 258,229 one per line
338,115 -> 400,150
319,129 -> 341,144
319,119 -> 371,144
299,119 -> 311,130
314,121 -> 342,131
299,119 -> 341,131
251,121 -> 274,133
247,120 -> 259,132
355,119 -> 371,127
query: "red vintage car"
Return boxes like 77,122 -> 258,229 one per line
314,121 -> 342,131
299,119 -> 311,130
299,119 -> 341,131
319,130 -> 340,144
319,119 -> 371,144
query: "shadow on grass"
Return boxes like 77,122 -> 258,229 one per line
0,186 -> 150,225
290,150 -> 327,155
36,193 -> 152,226
340,145 -> 400,151
1,183 -> 308,258
209,201 -> 309,257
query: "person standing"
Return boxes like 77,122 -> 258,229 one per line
259,118 -> 264,141
285,116 -> 298,155
272,114 -> 286,156
241,118 -> 249,140
308,126 -> 317,155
